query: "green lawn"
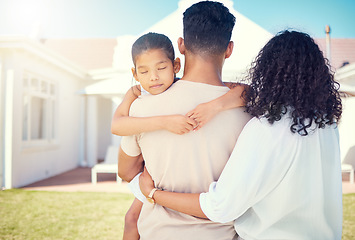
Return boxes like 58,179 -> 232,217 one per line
343,193 -> 355,239
0,189 -> 134,240
0,189 -> 354,240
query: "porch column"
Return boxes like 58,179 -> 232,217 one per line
0,61 -> 3,188
4,69 -> 14,189
86,96 -> 98,167
111,96 -> 123,147
78,96 -> 86,166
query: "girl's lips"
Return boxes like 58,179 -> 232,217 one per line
150,84 -> 163,89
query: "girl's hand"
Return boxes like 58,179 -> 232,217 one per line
187,83 -> 248,131
162,115 -> 198,135
139,167 -> 155,197
186,101 -> 220,131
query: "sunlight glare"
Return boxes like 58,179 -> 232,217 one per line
5,0 -> 50,37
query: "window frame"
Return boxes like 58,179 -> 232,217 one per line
22,72 -> 58,148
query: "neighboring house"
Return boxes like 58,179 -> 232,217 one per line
1,0 -> 354,188
315,38 -> 355,70
336,63 -> 355,168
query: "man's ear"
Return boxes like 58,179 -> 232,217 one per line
177,37 -> 186,55
131,67 -> 139,82
225,41 -> 234,59
173,57 -> 181,73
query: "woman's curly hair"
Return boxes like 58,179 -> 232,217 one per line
244,30 -> 342,136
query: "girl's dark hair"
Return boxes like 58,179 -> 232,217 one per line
131,32 -> 175,67
244,30 -> 342,136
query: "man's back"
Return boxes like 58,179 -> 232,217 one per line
122,80 -> 251,239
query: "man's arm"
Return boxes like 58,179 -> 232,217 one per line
118,146 -> 144,182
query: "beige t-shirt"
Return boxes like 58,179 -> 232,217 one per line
121,80 -> 251,240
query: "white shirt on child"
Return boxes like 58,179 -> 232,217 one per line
200,114 -> 343,240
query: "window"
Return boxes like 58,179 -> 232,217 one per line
22,73 -> 56,146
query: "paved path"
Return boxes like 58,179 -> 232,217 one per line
22,167 -> 131,193
21,167 -> 355,194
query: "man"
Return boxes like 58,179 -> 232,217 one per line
118,1 -> 251,239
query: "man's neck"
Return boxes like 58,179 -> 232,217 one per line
180,53 -> 225,86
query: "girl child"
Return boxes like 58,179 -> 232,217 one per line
139,30 -> 343,240
111,32 -> 246,239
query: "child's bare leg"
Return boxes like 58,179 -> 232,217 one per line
123,198 -> 143,240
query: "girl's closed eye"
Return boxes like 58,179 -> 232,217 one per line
158,66 -> 167,71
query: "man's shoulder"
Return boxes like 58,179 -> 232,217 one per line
228,107 -> 253,122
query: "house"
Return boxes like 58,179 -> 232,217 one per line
335,63 -> 355,169
0,37 -> 89,188
1,0 -> 354,188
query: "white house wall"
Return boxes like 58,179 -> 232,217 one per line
336,62 -> 355,169
1,48 -> 85,188
339,96 -> 355,167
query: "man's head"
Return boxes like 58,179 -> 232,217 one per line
182,1 -> 235,56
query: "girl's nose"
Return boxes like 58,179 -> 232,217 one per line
150,71 -> 159,81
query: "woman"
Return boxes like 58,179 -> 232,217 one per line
139,30 -> 343,240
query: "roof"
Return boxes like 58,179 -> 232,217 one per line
315,38 -> 355,70
336,62 -> 355,84
42,38 -> 116,70
41,37 -> 355,79
0,36 -> 88,79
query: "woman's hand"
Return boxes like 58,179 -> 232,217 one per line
139,167 -> 208,219
161,115 -> 198,135
139,167 -> 155,198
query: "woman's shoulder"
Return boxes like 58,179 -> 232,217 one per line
241,115 -> 294,141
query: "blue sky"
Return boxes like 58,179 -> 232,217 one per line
0,0 -> 354,39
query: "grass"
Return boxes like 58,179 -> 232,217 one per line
0,190 -> 354,240
0,189 -> 134,240
343,193 -> 355,239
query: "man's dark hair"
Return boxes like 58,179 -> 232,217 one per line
183,1 -> 235,56
244,30 -> 342,136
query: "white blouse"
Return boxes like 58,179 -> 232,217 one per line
200,115 -> 343,240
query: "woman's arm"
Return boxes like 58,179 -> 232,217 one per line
111,86 -> 198,136
139,167 -> 207,219
187,83 -> 248,130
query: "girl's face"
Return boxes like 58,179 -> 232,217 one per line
132,49 -> 180,95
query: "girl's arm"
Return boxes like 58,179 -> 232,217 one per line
139,167 -> 207,219
123,198 -> 142,240
186,83 -> 248,130
111,86 -> 198,136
